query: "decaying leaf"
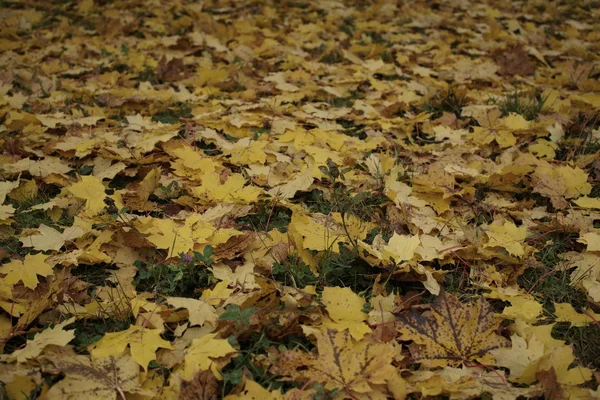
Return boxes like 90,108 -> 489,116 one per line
272,328 -> 403,398
44,350 -> 145,400
397,291 -> 510,367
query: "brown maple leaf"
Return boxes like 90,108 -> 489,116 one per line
397,291 -> 510,367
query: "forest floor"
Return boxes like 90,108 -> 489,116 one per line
1,0 -> 600,399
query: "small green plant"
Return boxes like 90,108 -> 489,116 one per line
219,304 -> 260,330
156,181 -> 181,201
236,201 -> 292,233
133,246 -> 214,297
151,102 -> 192,124
318,159 -> 388,244
272,255 -> 318,288
221,328 -> 316,397
336,119 -> 367,139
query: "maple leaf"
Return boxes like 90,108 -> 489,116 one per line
383,233 -> 421,263
532,164 -> 592,208
553,303 -> 600,327
397,291 -> 510,367
136,214 -> 215,256
66,175 -> 108,216
274,328 -> 401,398
0,363 -> 43,399
577,232 -> 600,252
166,297 -> 217,327
181,333 -> 237,380
224,379 -> 283,400
90,325 -> 173,371
483,220 -> 528,257
320,286 -> 370,340
19,224 -> 85,251
178,370 -> 221,400
0,253 -> 53,289
491,333 -> 545,384
10,317 -> 75,363
44,349 -> 145,400
289,211 -> 344,252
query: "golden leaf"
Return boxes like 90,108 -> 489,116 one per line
90,325 -> 173,371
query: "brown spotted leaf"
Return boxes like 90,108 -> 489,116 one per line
397,291 -> 509,367
179,370 -> 219,400
43,350 -> 145,400
273,328 -> 402,398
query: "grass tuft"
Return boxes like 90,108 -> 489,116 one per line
489,89 -> 547,120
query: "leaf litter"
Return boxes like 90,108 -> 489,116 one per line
0,0 -> 599,399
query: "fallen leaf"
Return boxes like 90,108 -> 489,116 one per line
320,286 -> 371,340
0,253 -> 54,289
10,317 -> 76,362
90,325 -> 173,371
397,291 -> 510,367
181,333 -> 237,380
45,349 -> 144,400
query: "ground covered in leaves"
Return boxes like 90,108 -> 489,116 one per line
1,0 -> 600,399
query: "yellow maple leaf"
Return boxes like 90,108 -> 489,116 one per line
0,363 -> 42,400
483,220 -> 527,257
67,175 -> 107,216
0,205 -> 15,225
90,325 -> 173,370
383,233 -> 420,263
224,379 -> 283,400
136,214 -> 215,256
532,164 -> 592,208
321,286 -> 370,340
166,297 -> 217,328
193,171 -> 262,204
498,295 -> 543,323
289,212 -> 344,252
491,333 -> 545,384
10,317 -> 76,362
7,179 -> 38,202
573,196 -> 600,209
19,224 -> 85,251
577,232 -> 600,252
564,251 -> 600,302
200,280 -> 234,306
367,293 -> 396,326
553,303 -> 600,327
0,180 -> 21,203
210,258 -> 257,289
181,333 -> 237,379
539,344 -> 592,386
268,168 -> 314,199
501,112 -> 531,130
397,291 -> 510,367
0,253 -> 53,289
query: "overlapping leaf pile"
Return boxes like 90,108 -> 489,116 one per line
1,0 -> 599,398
